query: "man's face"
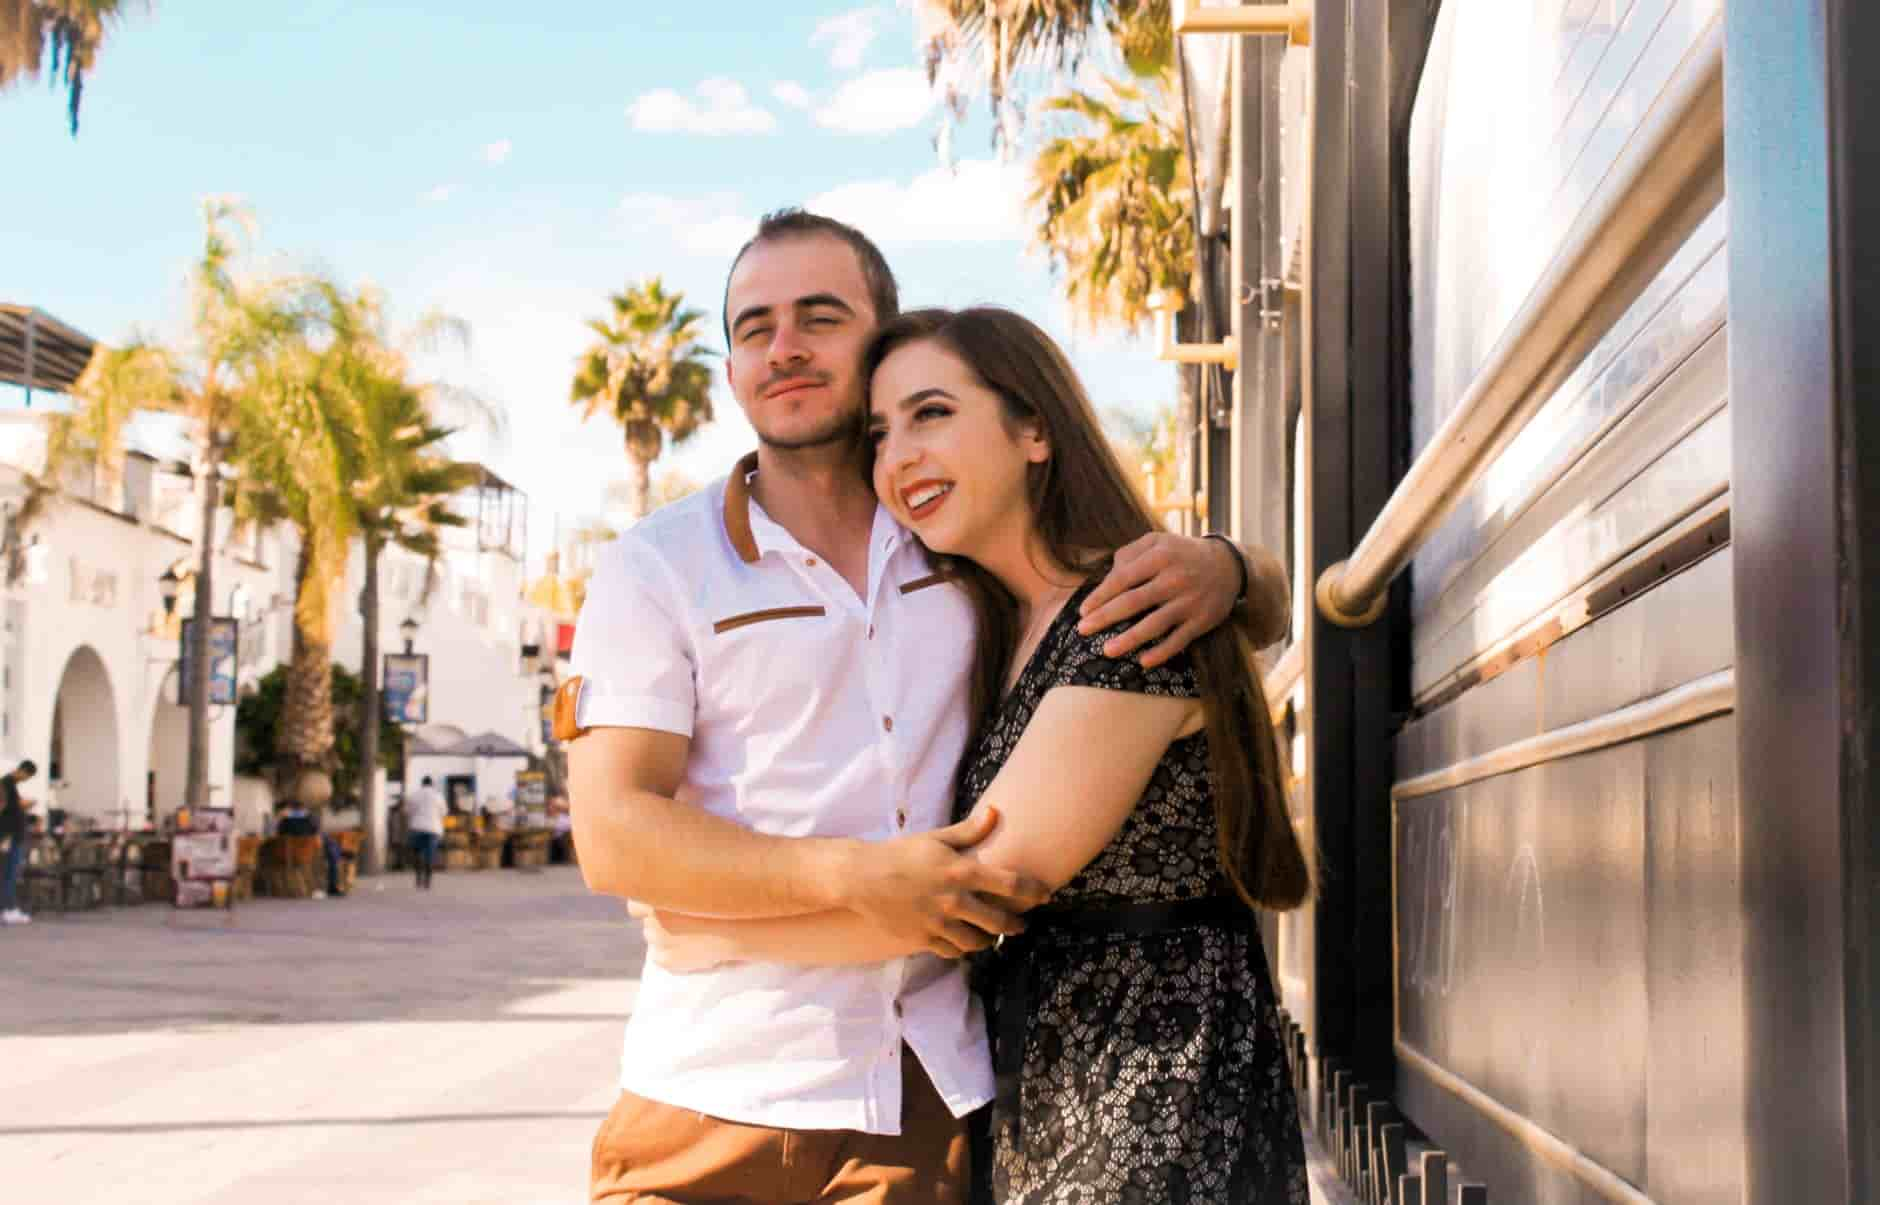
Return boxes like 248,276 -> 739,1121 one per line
724,234 -> 878,451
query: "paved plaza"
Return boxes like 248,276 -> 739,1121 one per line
1,864 -> 635,1204
1,863 -> 1348,1205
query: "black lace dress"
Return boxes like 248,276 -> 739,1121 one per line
958,582 -> 1309,1204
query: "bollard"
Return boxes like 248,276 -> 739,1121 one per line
1363,1100 -> 1392,1199
1344,1085 -> 1370,1183
1420,1151 -> 1448,1205
1458,1184 -> 1487,1205
1379,1121 -> 1406,1205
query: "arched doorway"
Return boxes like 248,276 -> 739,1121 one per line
147,665 -> 187,829
50,646 -> 122,826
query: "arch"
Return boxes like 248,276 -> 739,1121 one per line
146,663 -> 187,829
50,645 -> 122,825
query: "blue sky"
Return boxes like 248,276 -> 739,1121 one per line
1,1 -> 1174,567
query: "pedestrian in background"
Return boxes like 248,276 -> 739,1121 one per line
1,759 -> 39,925
404,776 -> 447,890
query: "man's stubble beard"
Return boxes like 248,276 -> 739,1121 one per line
752,407 -> 862,453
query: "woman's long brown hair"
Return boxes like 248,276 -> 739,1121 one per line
862,307 -> 1311,912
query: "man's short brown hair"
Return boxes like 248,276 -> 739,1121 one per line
722,209 -> 900,346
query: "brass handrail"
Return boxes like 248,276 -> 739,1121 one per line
1314,17 -> 1725,627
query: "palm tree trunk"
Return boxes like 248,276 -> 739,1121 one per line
358,538 -> 384,874
276,541 -> 336,802
184,428 -> 218,811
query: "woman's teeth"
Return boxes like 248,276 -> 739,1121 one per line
907,483 -> 953,509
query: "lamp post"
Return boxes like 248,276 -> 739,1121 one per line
157,565 -> 182,617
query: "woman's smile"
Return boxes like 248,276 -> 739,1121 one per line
902,478 -> 955,521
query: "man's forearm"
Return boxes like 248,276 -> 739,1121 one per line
573,787 -> 858,919
1235,541 -> 1292,647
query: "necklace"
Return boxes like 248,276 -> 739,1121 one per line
1005,583 -> 1079,695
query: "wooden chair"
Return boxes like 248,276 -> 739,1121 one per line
257,835 -> 323,898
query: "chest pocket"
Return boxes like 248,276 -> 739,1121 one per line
712,605 -> 827,634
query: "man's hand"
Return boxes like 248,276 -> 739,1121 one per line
1079,533 -> 1245,668
839,807 -> 1050,958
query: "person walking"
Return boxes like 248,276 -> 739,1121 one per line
566,210 -> 1289,1203
1,760 -> 40,926
404,776 -> 447,890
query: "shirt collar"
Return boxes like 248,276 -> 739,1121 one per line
721,449 -> 912,564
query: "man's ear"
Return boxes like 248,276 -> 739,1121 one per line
724,357 -> 737,393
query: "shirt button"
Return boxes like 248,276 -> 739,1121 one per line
895,809 -> 907,828
893,1000 -> 904,1018
882,715 -> 894,733
867,624 -> 875,639
805,556 -> 818,568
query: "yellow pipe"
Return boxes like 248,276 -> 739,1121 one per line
1172,0 -> 1312,46
1147,290 -> 1238,370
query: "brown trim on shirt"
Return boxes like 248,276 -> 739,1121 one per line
722,450 -> 762,564
898,572 -> 956,595
712,605 -> 828,634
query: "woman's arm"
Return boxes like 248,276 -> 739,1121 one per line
954,685 -> 1200,890
639,807 -> 1034,971
641,688 -> 1197,971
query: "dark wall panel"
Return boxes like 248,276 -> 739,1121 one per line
1395,713 -> 1743,1202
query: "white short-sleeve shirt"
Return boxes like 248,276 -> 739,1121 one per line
570,453 -> 992,1134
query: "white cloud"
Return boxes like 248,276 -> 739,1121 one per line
422,184 -> 452,203
481,138 -> 513,165
815,68 -> 935,134
628,78 -> 776,135
807,158 -> 1027,245
772,80 -> 812,109
617,192 -> 755,258
810,7 -> 883,71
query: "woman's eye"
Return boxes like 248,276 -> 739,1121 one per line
866,428 -> 887,445
915,404 -> 950,421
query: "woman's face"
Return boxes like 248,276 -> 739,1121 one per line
867,338 -> 1049,558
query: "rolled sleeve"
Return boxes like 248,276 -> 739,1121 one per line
570,538 -> 696,737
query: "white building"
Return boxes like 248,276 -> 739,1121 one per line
0,412 -> 555,835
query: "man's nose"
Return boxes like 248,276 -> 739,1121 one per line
767,321 -> 811,370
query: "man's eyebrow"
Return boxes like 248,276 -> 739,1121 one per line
795,292 -> 856,315
729,303 -> 772,335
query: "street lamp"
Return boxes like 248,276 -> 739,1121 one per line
399,615 -> 419,655
157,565 -> 183,615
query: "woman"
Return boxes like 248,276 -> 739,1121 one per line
648,307 -> 1310,1202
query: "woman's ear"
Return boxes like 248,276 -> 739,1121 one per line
1021,421 -> 1051,465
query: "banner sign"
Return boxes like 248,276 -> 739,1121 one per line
383,653 -> 430,725
179,617 -> 239,706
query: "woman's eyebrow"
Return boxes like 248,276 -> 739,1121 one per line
895,387 -> 956,409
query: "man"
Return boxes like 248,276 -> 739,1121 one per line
404,776 -> 447,890
272,800 -> 343,899
567,210 -> 1289,1203
1,759 -> 38,926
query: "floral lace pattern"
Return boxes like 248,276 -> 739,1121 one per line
957,581 -> 1309,1204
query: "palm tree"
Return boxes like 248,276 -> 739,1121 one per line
46,200 -> 316,812
0,0 -> 141,134
569,278 -> 715,521
346,372 -> 480,876
232,281 -> 494,832
1029,74 -> 1194,331
919,0 -> 1170,147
